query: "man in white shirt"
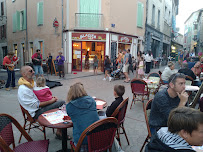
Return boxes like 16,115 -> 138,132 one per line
145,51 -> 153,74
18,66 -> 65,119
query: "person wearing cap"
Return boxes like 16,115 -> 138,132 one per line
56,51 -> 65,78
3,52 -> 18,91
32,49 -> 43,79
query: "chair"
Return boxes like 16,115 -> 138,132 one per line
0,113 -> 49,152
130,79 -> 149,109
111,98 -> 130,147
70,117 -> 118,152
140,99 -> 153,152
147,72 -> 161,95
19,105 -> 48,143
185,75 -> 194,86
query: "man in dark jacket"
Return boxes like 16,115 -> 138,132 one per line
145,107 -> 203,152
178,62 -> 196,80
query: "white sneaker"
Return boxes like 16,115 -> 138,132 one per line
109,77 -> 112,82
103,78 -> 106,81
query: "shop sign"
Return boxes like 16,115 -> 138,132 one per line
72,33 -> 106,40
118,36 -> 132,43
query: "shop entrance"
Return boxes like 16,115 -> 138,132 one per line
72,41 -> 105,72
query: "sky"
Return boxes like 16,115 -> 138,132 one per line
176,0 -> 203,35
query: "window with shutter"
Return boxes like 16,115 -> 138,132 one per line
79,0 -> 99,28
137,2 -> 144,28
16,11 -> 20,31
37,2 -> 43,26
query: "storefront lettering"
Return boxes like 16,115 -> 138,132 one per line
120,37 -> 129,43
80,34 -> 96,39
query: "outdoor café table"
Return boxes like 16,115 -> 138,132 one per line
94,97 -> 107,110
38,109 -> 73,152
143,78 -> 158,95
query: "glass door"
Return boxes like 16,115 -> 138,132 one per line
72,42 -> 82,71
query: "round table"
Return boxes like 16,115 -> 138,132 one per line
38,109 -> 73,152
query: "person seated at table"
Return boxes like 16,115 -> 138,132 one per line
18,66 -> 65,138
191,62 -> 202,86
161,61 -> 176,84
33,76 -> 54,102
66,82 -> 99,149
98,84 -> 125,119
188,57 -> 196,69
145,107 -> 203,152
178,62 -> 196,80
149,73 -> 188,133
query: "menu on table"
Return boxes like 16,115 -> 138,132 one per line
42,110 -> 70,124
95,99 -> 107,110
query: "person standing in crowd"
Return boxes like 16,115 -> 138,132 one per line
32,49 -> 43,79
47,53 -> 52,74
123,49 -> 130,83
178,50 -> 184,68
116,50 -> 123,69
161,62 -> 176,84
127,49 -> 133,74
93,55 -> 98,75
145,51 -> 153,74
3,52 -> 18,91
146,107 -> 203,152
103,55 -> 112,81
136,51 -> 142,77
56,51 -> 65,79
149,73 -> 188,133
138,56 -> 145,79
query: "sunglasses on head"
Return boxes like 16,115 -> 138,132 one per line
170,73 -> 185,83
29,69 -> 33,73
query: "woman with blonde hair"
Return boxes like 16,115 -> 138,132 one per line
66,82 -> 99,148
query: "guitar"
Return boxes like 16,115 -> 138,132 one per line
8,57 -> 20,71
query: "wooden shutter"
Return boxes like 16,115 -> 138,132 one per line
23,9 -> 26,30
37,2 -> 44,25
16,11 -> 20,31
12,13 -> 17,32
137,2 -> 144,28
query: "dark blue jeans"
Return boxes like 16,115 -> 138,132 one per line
5,69 -> 15,88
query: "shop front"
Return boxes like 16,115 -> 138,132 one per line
118,36 -> 132,51
72,33 -> 106,72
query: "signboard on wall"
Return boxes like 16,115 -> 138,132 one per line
72,33 -> 106,41
118,36 -> 132,43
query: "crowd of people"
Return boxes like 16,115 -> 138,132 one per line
2,48 -> 203,151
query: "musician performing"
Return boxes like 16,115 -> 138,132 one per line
3,52 -> 18,91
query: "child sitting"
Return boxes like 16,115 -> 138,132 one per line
98,85 -> 125,118
33,76 -> 55,102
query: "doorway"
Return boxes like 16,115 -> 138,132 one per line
72,41 -> 105,72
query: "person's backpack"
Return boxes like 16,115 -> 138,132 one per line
128,54 -> 132,64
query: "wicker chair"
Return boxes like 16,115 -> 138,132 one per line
0,113 -> 49,152
70,117 -> 118,152
130,79 -> 149,109
140,99 -> 153,152
111,98 -> 130,147
18,105 -> 48,143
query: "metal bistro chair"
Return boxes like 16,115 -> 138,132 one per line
140,99 -> 153,152
0,113 -> 49,152
19,105 -> 51,143
111,98 -> 130,147
70,117 -> 118,152
130,79 -> 149,109
147,72 -> 161,95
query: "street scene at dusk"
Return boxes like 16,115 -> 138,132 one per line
1,0 -> 203,152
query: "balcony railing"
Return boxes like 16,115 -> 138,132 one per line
75,13 -> 104,30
